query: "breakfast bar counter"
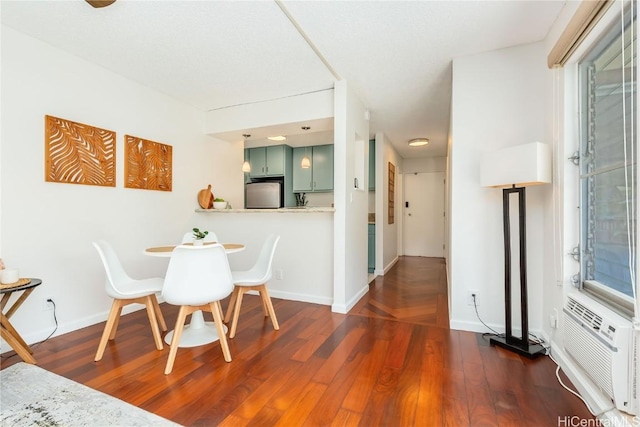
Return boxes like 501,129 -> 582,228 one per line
195,207 -> 335,213
191,207 -> 334,307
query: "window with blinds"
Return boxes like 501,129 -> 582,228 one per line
578,3 -> 636,317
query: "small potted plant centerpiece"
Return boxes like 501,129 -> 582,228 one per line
192,227 -> 208,246
213,197 -> 228,209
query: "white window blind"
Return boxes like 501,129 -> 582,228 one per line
578,2 -> 636,317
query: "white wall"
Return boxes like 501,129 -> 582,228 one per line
0,27 -> 243,348
375,132 -> 401,274
449,42 -> 548,334
403,156 -> 446,173
332,80 -> 369,313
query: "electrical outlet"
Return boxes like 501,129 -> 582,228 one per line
42,297 -> 54,311
467,290 -> 479,306
275,269 -> 283,280
549,308 -> 558,329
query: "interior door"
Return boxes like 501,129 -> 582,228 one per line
403,172 -> 445,257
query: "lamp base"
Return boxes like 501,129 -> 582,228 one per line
489,336 -> 546,359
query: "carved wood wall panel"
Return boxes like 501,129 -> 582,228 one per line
45,115 -> 116,187
125,135 -> 172,191
388,162 -> 395,224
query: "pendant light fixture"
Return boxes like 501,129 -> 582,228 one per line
241,134 -> 251,173
301,126 -> 311,169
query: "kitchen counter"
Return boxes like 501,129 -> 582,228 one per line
195,207 -> 335,213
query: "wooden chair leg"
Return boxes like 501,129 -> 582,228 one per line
152,295 -> 167,331
229,288 -> 246,339
108,305 -> 124,340
210,301 -> 232,362
144,296 -> 163,351
259,285 -> 279,331
259,292 -> 269,317
165,306 -> 188,375
95,299 -> 124,362
224,287 -> 239,324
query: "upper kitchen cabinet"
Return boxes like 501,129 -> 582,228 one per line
249,145 -> 290,177
293,144 -> 334,192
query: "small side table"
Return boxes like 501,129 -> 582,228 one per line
0,278 -> 43,364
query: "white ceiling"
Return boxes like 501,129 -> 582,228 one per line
1,0 -> 569,158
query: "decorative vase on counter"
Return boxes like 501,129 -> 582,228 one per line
295,193 -> 308,207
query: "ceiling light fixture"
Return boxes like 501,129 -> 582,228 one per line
242,134 -> 251,173
408,138 -> 429,147
267,136 -> 287,141
301,126 -> 311,169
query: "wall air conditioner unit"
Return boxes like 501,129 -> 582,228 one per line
563,292 -> 637,415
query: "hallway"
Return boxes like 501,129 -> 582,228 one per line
353,256 -> 448,328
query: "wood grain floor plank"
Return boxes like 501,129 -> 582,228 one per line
493,390 -> 526,426
303,351 -> 366,426
415,337 -> 444,426
443,396 -> 471,427
330,408 -> 361,427
273,381 -> 327,427
222,362 -> 302,421
264,355 -> 325,412
312,326 -> 365,384
341,339 -> 389,413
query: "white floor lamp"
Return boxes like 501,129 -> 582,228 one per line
480,142 -> 552,358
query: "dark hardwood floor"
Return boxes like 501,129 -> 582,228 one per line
1,256 -> 593,426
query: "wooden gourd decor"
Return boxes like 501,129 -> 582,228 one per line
86,0 -> 116,8
198,185 -> 214,209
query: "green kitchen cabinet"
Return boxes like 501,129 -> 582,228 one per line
292,144 -> 333,192
368,223 -> 375,273
249,145 -> 288,177
369,139 -> 375,191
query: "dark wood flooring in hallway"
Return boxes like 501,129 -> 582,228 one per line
1,256 -> 593,426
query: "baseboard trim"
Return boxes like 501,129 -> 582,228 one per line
332,283 -> 369,314
257,289 -> 332,306
378,256 -> 398,276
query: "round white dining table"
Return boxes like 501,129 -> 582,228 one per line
143,242 -> 245,348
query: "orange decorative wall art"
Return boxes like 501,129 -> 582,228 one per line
45,115 -> 116,187
125,135 -> 172,191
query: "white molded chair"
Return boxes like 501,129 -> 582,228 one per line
162,244 -> 234,374
224,234 -> 280,339
92,240 -> 167,362
181,231 -> 218,244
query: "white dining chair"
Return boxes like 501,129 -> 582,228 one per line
181,230 -> 218,244
162,244 -> 234,374
92,240 -> 167,362
224,234 -> 280,339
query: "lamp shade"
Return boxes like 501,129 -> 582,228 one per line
480,142 -> 552,188
301,155 -> 311,169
